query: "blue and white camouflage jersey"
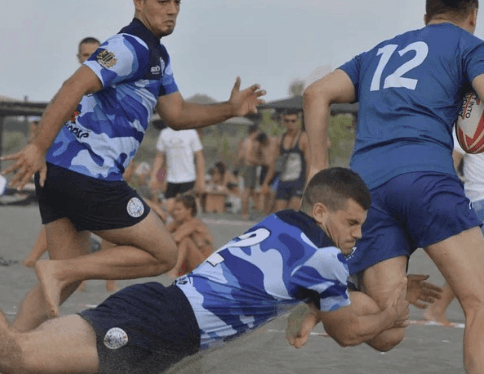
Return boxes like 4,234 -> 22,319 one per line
175,210 -> 351,350
45,19 -> 178,181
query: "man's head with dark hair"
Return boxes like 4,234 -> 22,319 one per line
77,37 -> 101,64
425,0 -> 478,25
281,108 -> 301,117
301,167 -> 371,213
78,37 -> 101,52
300,167 -> 370,254
281,110 -> 301,131
214,161 -> 226,176
174,194 -> 198,217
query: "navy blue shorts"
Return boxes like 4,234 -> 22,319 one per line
79,283 -> 200,374
164,181 -> 195,199
347,172 -> 482,275
276,180 -> 304,201
35,163 -> 150,231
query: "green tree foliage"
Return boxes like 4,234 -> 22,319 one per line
328,114 -> 356,167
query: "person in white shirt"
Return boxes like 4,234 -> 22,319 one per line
150,126 -> 205,213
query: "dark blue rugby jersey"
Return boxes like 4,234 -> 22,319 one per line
339,23 -> 484,189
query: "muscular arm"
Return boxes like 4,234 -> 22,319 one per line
318,295 -> 400,347
194,150 -> 206,192
288,283 -> 408,349
260,140 -> 279,188
33,66 -> 102,153
303,69 -> 355,179
149,151 -> 165,190
156,77 -> 265,130
299,133 -> 311,183
472,74 -> 484,102
2,66 -> 103,188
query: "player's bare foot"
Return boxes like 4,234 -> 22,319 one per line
423,305 -> 452,326
35,260 -> 66,319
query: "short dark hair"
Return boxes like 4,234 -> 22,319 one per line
78,37 -> 101,51
256,132 -> 268,144
300,167 -> 371,213
175,194 -> 198,217
248,124 -> 259,134
214,161 -> 226,175
282,109 -> 301,117
426,0 -> 478,22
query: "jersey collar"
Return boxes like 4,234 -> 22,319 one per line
119,18 -> 162,47
275,210 -> 336,249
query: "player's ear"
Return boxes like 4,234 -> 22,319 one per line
312,202 -> 328,225
423,14 -> 429,25
469,7 -> 478,27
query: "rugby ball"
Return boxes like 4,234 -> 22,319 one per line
455,91 -> 484,154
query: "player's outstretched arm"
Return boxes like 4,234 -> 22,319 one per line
303,69 -> 355,181
156,77 -> 266,130
318,280 -> 409,348
1,66 -> 102,190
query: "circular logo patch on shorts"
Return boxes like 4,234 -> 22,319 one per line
104,327 -> 129,350
127,197 -> 144,218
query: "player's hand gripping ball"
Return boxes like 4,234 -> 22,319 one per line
455,91 -> 484,154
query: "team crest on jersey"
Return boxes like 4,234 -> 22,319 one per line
97,49 -> 117,69
159,58 -> 165,73
127,197 -> 144,218
104,327 -> 128,350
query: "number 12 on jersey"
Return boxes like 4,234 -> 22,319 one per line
370,41 -> 428,92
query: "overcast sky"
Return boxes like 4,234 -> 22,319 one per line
1,0 -> 484,103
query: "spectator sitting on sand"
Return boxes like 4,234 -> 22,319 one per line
166,194 -> 214,278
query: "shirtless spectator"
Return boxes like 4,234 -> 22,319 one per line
256,132 -> 280,214
274,110 -> 310,212
166,194 -> 214,278
206,162 -> 241,214
238,125 -> 260,219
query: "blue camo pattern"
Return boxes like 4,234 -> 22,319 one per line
45,19 -> 178,181
175,210 -> 350,350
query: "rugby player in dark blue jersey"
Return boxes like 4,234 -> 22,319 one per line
304,1 -> 484,372
0,0 -> 266,334
0,168 -> 413,374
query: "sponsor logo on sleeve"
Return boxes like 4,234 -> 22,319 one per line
151,65 -> 161,75
104,327 -> 129,350
97,49 -> 117,69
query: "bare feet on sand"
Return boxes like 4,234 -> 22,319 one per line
34,260 -> 65,319
423,305 -> 452,326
